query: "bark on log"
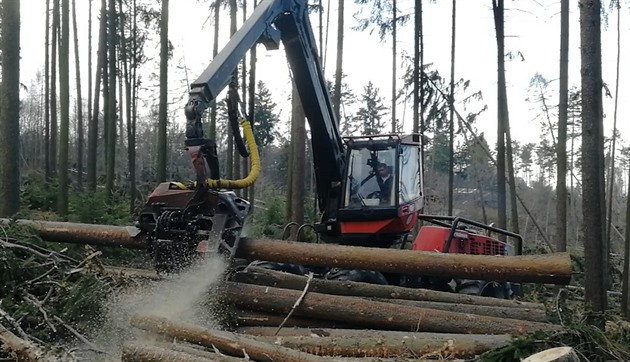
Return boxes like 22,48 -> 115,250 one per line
221,282 -> 558,334
149,342 -> 245,362
234,267 -> 544,309
122,342 -> 216,361
5,219 -> 571,284
235,239 -> 572,284
130,314 -> 326,362
0,219 -> 146,249
372,298 -> 546,322
0,323 -> 44,362
232,309 -> 357,329
249,333 -> 511,358
522,347 -> 579,362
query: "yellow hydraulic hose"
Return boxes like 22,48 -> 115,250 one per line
206,118 -> 260,189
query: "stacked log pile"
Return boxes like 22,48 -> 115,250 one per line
0,219 -> 574,361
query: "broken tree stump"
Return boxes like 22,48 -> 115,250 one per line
220,282 -> 558,334
233,267 -> 544,309
522,347 -> 579,362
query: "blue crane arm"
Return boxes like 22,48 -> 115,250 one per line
184,0 -> 345,226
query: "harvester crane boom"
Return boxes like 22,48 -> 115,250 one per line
184,0 -> 345,228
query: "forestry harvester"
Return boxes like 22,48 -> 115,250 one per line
136,0 -> 521,298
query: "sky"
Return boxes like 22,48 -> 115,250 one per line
18,0 -> 630,159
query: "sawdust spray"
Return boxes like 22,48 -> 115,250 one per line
82,256 -> 227,360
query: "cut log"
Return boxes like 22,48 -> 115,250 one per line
250,333 -> 511,358
232,309 -> 357,329
235,239 -> 572,284
0,322 -> 44,362
0,219 -> 146,249
130,314 -> 326,362
233,267 -> 545,309
372,298 -> 547,322
522,347 -> 579,362
149,342 -> 245,362
122,342 -> 216,361
220,282 -> 558,334
5,219 -> 572,284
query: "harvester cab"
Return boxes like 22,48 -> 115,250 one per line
335,134 -> 423,248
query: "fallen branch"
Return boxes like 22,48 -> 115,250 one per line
276,272 -> 314,335
52,316 -> 105,354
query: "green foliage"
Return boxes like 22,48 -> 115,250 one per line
253,80 -> 281,147
21,174 -> 59,211
480,322 -> 630,362
68,189 -> 133,225
356,81 -> 388,135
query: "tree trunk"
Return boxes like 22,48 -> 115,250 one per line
447,0 -> 456,216
492,0 -> 507,240
580,0 -> 607,315
105,0 -> 117,197
131,0 -> 139,213
45,0 -> 51,180
624,156 -> 630,319
332,0 -> 344,123
58,0 -> 70,216
130,315 -> 326,362
209,0 -> 220,140
391,0 -> 397,133
220,282 -> 557,334
88,0 -> 106,191
72,0 -> 84,190
248,1 -> 258,209
233,266 -> 544,309
120,0 -> 134,213
250,332 -> 510,358
290,81 -> 306,226
241,0 -> 248,200
506,125 -> 520,252
51,0 -> 60,177
556,0 -> 569,252
86,0 -> 93,186
227,0 -> 237,180
0,0 -> 21,217
606,1 -> 621,254
157,0 -> 169,182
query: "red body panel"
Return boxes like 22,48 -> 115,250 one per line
412,225 -> 508,256
340,211 -> 417,235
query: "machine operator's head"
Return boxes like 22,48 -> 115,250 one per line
377,162 -> 390,177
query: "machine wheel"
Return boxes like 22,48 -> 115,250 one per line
324,268 -> 388,285
457,279 -> 511,299
246,260 -> 309,276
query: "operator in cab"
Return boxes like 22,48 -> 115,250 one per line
376,162 -> 393,205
